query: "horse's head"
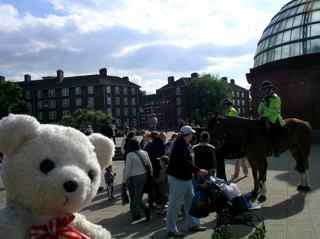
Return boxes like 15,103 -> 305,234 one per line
208,114 -> 228,149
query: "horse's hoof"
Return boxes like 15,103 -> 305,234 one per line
301,186 -> 311,192
297,185 -> 304,192
303,186 -> 311,192
250,191 -> 258,200
258,195 -> 267,203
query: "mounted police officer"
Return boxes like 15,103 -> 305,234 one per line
223,99 -> 239,117
258,81 -> 285,157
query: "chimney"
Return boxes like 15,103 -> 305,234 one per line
57,69 -> 64,83
122,76 -> 129,81
0,75 -> 5,82
230,79 -> 235,85
24,74 -> 31,83
191,72 -> 199,78
168,76 -> 175,85
99,68 -> 107,76
221,77 -> 228,83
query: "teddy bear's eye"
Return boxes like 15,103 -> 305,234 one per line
40,159 -> 55,175
88,170 -> 95,182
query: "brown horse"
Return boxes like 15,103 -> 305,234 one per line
208,115 -> 312,202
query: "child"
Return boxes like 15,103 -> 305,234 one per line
104,165 -> 116,200
155,155 -> 169,215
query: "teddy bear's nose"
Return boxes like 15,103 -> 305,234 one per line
63,180 -> 78,193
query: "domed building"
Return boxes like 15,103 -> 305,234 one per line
247,0 -> 320,130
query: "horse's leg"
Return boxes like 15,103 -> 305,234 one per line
216,154 -> 227,180
248,156 -> 259,199
257,157 -> 268,203
289,147 -> 311,192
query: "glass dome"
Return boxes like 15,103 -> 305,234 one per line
254,0 -> 320,68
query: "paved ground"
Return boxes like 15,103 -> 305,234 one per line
1,145 -> 320,238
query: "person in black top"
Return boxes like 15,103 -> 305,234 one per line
193,131 -> 216,176
145,131 -> 165,207
166,126 -> 208,237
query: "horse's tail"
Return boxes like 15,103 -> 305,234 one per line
286,119 -> 312,173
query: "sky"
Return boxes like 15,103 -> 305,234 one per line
0,0 -> 289,93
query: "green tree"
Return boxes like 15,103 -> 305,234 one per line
0,81 -> 27,118
61,109 -> 112,131
184,74 -> 231,125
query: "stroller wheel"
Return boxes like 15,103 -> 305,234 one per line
248,233 -> 258,239
255,228 -> 265,239
212,231 -> 221,239
220,225 -> 232,239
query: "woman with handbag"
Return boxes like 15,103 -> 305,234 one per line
123,139 -> 153,222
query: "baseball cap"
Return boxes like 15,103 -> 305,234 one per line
180,125 -> 196,136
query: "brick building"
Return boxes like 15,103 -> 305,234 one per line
141,73 -> 250,130
139,93 -> 163,129
18,68 -> 141,128
221,77 -> 251,117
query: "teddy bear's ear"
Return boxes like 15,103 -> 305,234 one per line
88,133 -> 115,168
0,114 -> 40,155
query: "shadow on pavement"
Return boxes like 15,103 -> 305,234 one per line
98,212 -> 167,239
259,193 -> 306,220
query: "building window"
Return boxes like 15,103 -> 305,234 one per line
242,99 -> 245,106
49,100 -> 56,109
62,88 -> 69,97
62,110 -> 70,116
232,91 -> 235,97
107,107 -> 112,115
177,107 -> 182,116
88,86 -> 94,95
115,97 -> 120,105
115,86 -> 120,95
62,99 -> 69,108
38,112 -> 44,120
123,87 -> 128,95
124,97 -> 128,105
132,97 -> 136,105
37,101 -> 42,109
27,102 -> 32,113
49,111 -> 56,120
132,118 -> 137,127
115,108 -> 121,117
37,90 -> 42,98
106,86 -> 111,94
176,87 -> 181,95
25,91 -> 31,99
76,98 -> 82,107
75,87 -> 81,95
241,92 -> 245,98
107,96 -> 112,105
176,97 -> 181,106
48,89 -> 55,98
131,87 -> 136,95
88,97 -> 94,108
124,107 -> 129,116
132,108 -> 137,116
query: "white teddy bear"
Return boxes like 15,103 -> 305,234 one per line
0,114 -> 114,239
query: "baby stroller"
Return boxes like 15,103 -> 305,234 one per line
190,176 -> 266,239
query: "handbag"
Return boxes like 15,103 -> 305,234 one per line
134,151 -> 154,193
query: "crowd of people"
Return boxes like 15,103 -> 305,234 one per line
84,80 -> 284,237
118,126 -> 220,237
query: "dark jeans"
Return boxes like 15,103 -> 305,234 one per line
127,174 -> 148,218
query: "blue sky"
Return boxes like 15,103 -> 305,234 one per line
0,0 -> 289,93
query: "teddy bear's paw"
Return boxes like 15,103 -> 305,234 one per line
94,227 -> 112,239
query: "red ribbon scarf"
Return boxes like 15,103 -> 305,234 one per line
30,214 -> 91,239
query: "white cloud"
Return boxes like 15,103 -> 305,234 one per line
0,0 -> 290,93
